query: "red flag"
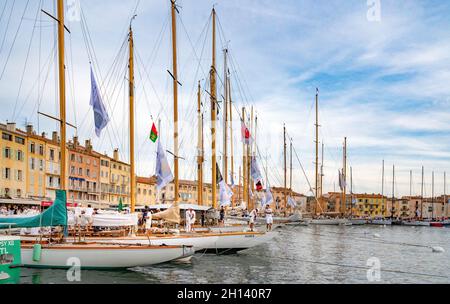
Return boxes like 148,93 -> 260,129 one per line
241,121 -> 253,145
149,123 -> 158,143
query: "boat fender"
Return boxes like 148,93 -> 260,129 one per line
0,271 -> 11,281
373,233 -> 381,238
431,246 -> 445,253
32,244 -> 42,262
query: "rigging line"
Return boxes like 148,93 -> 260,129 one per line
67,17 -> 77,132
16,40 -> 56,123
12,0 -> 41,122
0,0 -> 8,25
142,10 -> 169,76
0,0 -> 15,55
0,0 -> 29,81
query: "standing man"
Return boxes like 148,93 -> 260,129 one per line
219,206 -> 225,227
201,210 -> 206,227
185,207 -> 196,233
249,208 -> 258,232
265,204 -> 273,231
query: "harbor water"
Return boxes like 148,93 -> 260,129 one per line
16,225 -> 450,284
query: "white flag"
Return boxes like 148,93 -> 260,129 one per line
338,170 -> 346,190
219,180 -> 233,207
89,67 -> 109,137
250,156 -> 263,181
287,196 -> 297,208
261,187 -> 273,207
155,140 -> 174,191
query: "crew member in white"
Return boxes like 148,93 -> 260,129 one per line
265,204 -> 273,231
185,208 -> 196,233
249,208 -> 258,232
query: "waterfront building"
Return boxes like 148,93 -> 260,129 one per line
42,132 -> 63,201
109,149 -> 130,206
25,125 -> 47,200
353,193 -> 387,218
0,123 -> 27,199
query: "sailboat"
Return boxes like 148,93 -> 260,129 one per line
369,160 -> 392,225
7,0 -> 195,269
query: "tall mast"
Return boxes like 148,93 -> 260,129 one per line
197,81 -> 203,206
222,48 -> 228,184
57,0 -> 67,191
229,71 -> 234,205
290,138 -> 293,192
284,124 -> 287,212
409,170 -> 412,197
314,89 -> 319,214
432,171 -> 435,219
421,166 -> 424,220
171,0 -> 180,203
350,166 -> 353,217
242,107 -> 247,208
210,8 -> 217,209
391,165 -> 395,220
320,142 -> 324,198
382,160 -> 385,217
128,26 -> 136,212
342,137 -> 347,216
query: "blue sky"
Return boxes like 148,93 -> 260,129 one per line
1,0 -> 450,197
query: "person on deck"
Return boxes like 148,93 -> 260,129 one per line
185,207 -> 196,233
219,206 -> 225,226
265,204 -> 273,231
201,210 -> 206,227
249,208 -> 258,232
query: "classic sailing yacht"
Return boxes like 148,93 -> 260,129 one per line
7,0 -> 195,269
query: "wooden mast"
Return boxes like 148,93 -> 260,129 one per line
223,48 -> 228,184
229,70 -> 235,206
210,8 -> 217,209
314,89 -> 319,215
320,142 -> 324,198
171,0 -> 180,203
420,166 -> 424,220
128,25 -> 136,212
284,124 -> 287,212
242,107 -> 247,208
382,160 -> 385,217
342,137 -> 347,216
391,165 -> 395,220
57,0 -> 67,191
197,81 -> 203,206
350,166 -> 353,217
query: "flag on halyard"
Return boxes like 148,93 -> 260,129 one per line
219,180 -> 233,207
287,196 -> 297,208
261,187 -> 273,207
256,180 -> 263,191
241,120 -> 253,145
250,156 -> 263,181
149,123 -> 158,143
216,163 -> 223,184
155,140 -> 174,190
89,67 -> 110,137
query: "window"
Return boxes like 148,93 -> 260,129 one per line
39,144 -> 44,156
138,188 -> 141,195
71,154 -> 75,161
3,168 -> 11,180
29,142 -> 35,154
93,160 -> 97,166
143,189 -> 147,195
119,165 -> 122,170
39,159 -> 44,171
71,166 -> 75,174
86,169 -> 90,177
49,149 -> 55,161
3,147 -> 11,159
78,156 -> 83,163
15,136 -> 25,145
78,168 -> 82,175
30,158 -> 35,170
16,150 -> 23,161
16,189 -> 22,198
86,158 -> 91,165
16,170 -> 23,181
2,133 -> 12,141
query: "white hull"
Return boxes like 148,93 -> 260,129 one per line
21,244 -> 194,269
369,219 -> 392,225
402,221 -> 430,227
310,219 -> 349,225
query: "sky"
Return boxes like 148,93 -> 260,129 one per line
1,0 -> 450,197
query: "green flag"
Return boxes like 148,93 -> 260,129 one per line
118,197 -> 123,212
150,123 -> 158,143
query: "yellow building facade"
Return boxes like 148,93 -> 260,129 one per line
0,123 -> 27,199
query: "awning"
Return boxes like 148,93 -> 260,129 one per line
0,199 -> 42,206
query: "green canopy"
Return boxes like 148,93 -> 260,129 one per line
118,197 -> 123,212
0,190 -> 67,229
